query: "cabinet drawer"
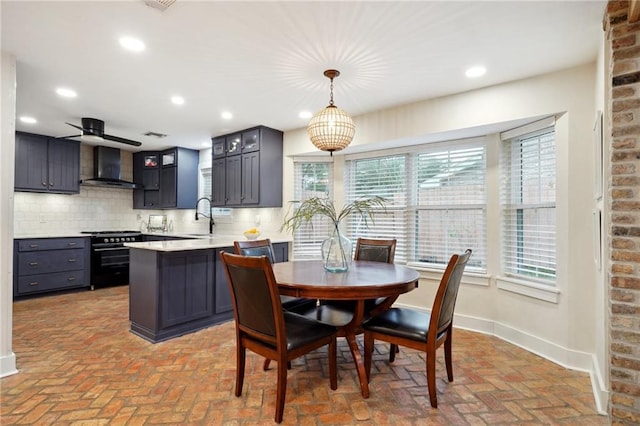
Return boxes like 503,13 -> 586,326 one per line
18,249 -> 85,275
18,237 -> 86,252
17,270 -> 86,295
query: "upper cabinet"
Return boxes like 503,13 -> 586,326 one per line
210,125 -> 283,208
133,147 -> 199,209
14,131 -> 80,194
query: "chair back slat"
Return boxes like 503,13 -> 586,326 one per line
431,249 -> 472,336
221,252 -> 285,345
354,238 -> 396,264
234,239 -> 276,263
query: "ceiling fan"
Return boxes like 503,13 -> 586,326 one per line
61,117 -> 142,147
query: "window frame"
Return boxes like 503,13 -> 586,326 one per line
343,138 -> 487,271
500,123 -> 557,285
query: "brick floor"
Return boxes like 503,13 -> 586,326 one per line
1,286 -> 609,425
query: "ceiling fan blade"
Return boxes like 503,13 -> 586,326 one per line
103,133 -> 142,147
65,122 -> 86,132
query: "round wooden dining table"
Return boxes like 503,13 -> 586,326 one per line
271,259 -> 420,398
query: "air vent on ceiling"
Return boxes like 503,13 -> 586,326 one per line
144,131 -> 168,138
143,0 -> 176,12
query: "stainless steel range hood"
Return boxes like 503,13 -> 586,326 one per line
81,146 -> 140,189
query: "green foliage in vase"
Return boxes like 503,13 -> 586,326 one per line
281,196 -> 387,232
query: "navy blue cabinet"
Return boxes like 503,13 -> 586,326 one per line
14,131 -> 80,194
13,237 -> 90,296
210,125 -> 283,208
129,242 -> 289,343
133,147 -> 198,209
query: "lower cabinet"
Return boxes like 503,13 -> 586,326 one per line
14,237 -> 90,296
129,247 -> 232,343
128,242 -> 289,343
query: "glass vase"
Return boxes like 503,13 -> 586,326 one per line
321,222 -> 353,272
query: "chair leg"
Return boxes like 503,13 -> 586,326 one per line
426,349 -> 438,408
444,330 -> 454,382
329,337 -> 338,390
389,344 -> 398,363
275,355 -> 288,423
363,332 -> 374,381
236,344 -> 246,397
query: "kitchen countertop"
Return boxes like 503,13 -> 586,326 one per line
14,232 -> 90,239
125,234 -> 292,252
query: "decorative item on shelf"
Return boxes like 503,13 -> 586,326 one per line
307,69 -> 355,156
281,196 -> 387,272
244,228 -> 261,240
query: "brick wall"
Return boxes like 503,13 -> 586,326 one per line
608,1 -> 640,424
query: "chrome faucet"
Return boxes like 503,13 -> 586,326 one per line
195,197 -> 215,234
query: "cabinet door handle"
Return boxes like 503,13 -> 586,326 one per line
67,277 -> 76,282
68,259 -> 77,263
29,244 -> 39,248
29,262 -> 38,266
41,182 -> 47,187
29,281 -> 39,286
67,242 -> 77,246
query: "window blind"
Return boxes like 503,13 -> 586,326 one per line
501,128 -> 556,283
344,155 -> 408,263
413,145 -> 486,271
292,161 -> 333,259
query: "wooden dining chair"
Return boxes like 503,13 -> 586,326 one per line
220,251 -> 338,424
234,239 -> 316,371
363,249 -> 472,408
234,239 -> 316,311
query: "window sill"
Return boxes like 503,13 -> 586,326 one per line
496,276 -> 560,303
406,262 -> 489,287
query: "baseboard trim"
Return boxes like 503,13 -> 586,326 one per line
0,352 -> 17,378
394,302 -> 609,415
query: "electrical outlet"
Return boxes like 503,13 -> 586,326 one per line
255,215 -> 261,226
39,214 -> 46,223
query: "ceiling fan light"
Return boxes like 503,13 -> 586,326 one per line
307,105 -> 355,153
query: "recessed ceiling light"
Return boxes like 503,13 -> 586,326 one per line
19,116 -> 37,124
299,111 -> 312,119
56,87 -> 77,98
119,36 -> 145,52
171,95 -> 185,105
465,66 -> 486,78
221,111 -> 233,120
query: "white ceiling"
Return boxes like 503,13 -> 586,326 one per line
1,0 -> 606,152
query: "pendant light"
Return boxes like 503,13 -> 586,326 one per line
307,69 -> 355,155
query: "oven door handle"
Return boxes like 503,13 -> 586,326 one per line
93,247 -> 127,252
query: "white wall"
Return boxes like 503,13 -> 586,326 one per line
283,62 -> 606,410
1,51 -> 17,377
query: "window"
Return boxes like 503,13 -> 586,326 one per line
501,127 -> 556,283
413,145 -> 486,270
345,154 -> 409,263
344,141 -> 487,269
291,161 -> 333,259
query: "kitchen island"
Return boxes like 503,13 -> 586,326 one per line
125,235 -> 290,343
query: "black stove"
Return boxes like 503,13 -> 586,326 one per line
82,231 -> 143,289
